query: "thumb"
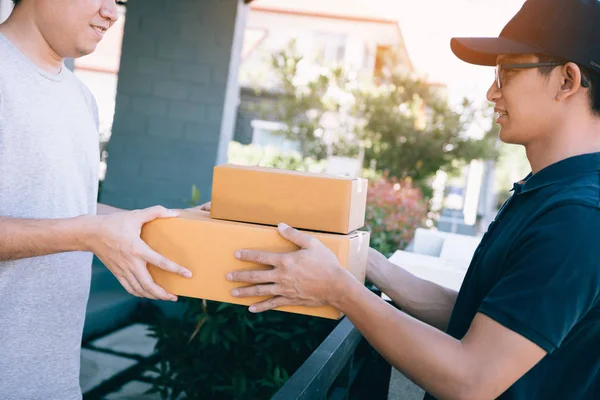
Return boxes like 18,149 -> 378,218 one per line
140,206 -> 180,223
277,223 -> 316,248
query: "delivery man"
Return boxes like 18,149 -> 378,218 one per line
224,0 -> 600,398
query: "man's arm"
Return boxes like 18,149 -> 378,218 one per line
331,274 -> 546,400
0,206 -> 193,301
0,215 -> 92,261
367,248 -> 458,331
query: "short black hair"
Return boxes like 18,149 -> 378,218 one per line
537,54 -> 600,116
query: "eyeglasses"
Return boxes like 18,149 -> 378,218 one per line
494,62 -> 590,89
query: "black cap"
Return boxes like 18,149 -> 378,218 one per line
451,0 -> 600,73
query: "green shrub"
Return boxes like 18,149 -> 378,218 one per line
363,174 -> 428,257
227,141 -> 326,172
147,300 -> 335,400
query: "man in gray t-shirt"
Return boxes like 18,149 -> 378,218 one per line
0,1 -> 197,398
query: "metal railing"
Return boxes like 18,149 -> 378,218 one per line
272,298 -> 393,400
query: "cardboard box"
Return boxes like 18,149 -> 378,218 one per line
210,164 -> 368,234
141,211 -> 370,319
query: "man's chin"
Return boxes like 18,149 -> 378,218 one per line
73,44 -> 97,59
498,128 -> 519,145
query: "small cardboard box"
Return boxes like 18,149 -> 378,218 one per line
210,164 -> 368,234
141,211 -> 370,319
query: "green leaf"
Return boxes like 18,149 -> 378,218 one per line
223,328 -> 238,343
191,185 -> 201,205
216,302 -> 230,313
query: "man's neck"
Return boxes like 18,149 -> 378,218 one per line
525,119 -> 600,174
0,7 -> 64,74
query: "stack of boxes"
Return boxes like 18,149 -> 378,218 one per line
141,164 -> 371,319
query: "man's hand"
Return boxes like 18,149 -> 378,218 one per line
186,201 -> 211,212
227,223 -> 347,312
87,206 -> 192,301
366,247 -> 389,282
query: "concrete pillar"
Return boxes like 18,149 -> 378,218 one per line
101,0 -> 248,209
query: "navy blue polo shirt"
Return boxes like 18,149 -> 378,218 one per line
424,152 -> 600,400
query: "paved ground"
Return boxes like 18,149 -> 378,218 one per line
80,323 -> 164,399
388,369 -> 425,400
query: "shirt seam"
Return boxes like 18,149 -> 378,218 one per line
479,302 -> 557,353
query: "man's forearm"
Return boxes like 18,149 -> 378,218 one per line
368,256 -> 458,331
332,274 -> 474,400
0,216 -> 94,261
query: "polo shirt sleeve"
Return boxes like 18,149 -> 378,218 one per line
479,204 -> 600,353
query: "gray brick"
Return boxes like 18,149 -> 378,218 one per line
202,45 -> 232,64
128,0 -> 166,17
122,34 -> 156,58
172,64 -> 210,84
112,113 -> 148,135
157,39 -> 197,62
207,105 -> 224,124
189,84 -> 225,105
211,67 -> 229,85
153,80 -> 188,101
168,102 -> 206,122
214,0 -> 238,24
118,74 -> 154,96
121,16 -> 140,35
124,135 -> 192,160
180,23 -> 214,45
113,95 -> 131,115
104,0 -> 237,213
147,116 -> 185,138
141,159 -> 183,180
132,97 -> 168,117
137,58 -> 171,77
139,16 -> 179,38
105,158 -> 142,179
215,24 -> 235,47
171,0 -> 204,18
184,122 -> 221,143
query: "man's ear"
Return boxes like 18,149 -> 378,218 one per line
556,62 -> 583,101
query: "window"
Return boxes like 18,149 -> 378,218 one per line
251,120 -> 301,153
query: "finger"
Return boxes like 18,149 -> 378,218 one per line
116,275 -> 142,298
141,244 -> 192,278
226,268 -> 279,284
134,265 -> 178,301
139,205 -> 180,223
277,223 -> 318,248
248,296 -> 295,313
231,284 -> 280,298
200,202 -> 211,211
234,249 -> 282,266
125,272 -> 157,300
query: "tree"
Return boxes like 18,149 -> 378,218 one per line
355,74 -> 499,196
264,40 -> 330,159
262,40 -> 498,197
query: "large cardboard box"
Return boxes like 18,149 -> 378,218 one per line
210,164 -> 368,234
141,211 -> 370,319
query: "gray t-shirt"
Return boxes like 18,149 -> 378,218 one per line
0,33 -> 99,399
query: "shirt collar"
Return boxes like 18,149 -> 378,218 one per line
514,152 -> 600,195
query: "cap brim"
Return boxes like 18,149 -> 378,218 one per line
450,37 -> 542,66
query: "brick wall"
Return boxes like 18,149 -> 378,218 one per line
101,0 -> 247,209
